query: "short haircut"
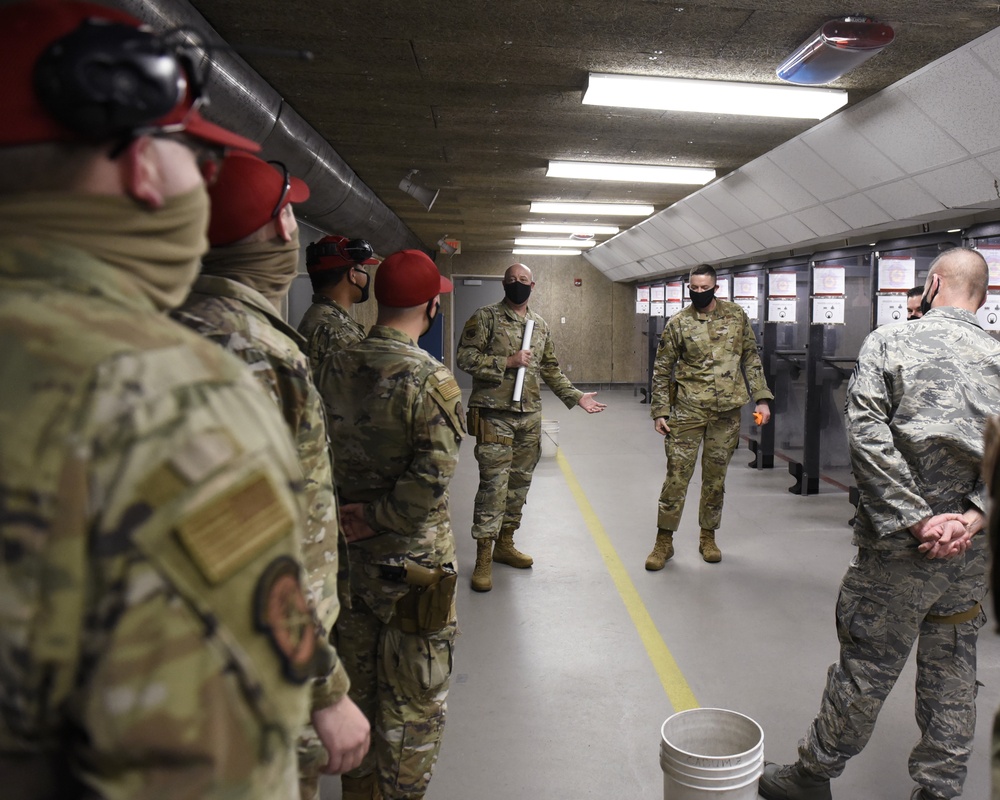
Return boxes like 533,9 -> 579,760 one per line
907,286 -> 924,299
927,246 -> 989,302
690,264 -> 717,283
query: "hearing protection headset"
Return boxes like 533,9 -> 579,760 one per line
34,17 -> 202,141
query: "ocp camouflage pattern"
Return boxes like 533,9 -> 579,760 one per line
298,294 -> 366,374
650,298 -> 771,420
457,301 -> 582,412
0,238 -> 313,798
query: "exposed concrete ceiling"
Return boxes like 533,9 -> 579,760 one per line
191,0 -> 1000,256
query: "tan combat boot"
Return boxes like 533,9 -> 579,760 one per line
342,773 -> 382,800
644,529 -> 674,570
699,529 -> 722,563
471,538 -> 494,592
492,530 -> 533,568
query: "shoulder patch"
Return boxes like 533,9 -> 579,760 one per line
430,368 -> 462,402
253,555 -> 318,684
427,368 -> 466,437
176,471 -> 293,584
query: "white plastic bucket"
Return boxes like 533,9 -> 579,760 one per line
540,420 -> 559,458
660,708 -> 764,800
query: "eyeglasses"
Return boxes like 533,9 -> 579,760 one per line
267,160 -> 291,219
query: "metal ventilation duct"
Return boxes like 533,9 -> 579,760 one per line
116,0 -> 426,256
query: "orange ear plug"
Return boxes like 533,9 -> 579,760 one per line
753,411 -> 764,426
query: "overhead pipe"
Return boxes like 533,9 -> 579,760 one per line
115,0 -> 426,256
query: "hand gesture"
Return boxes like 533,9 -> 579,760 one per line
579,392 -> 606,414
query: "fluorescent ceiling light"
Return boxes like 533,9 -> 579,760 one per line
521,223 -> 620,235
514,237 -> 596,248
530,201 -> 654,216
512,248 -> 583,256
583,72 -> 847,120
547,160 -> 715,185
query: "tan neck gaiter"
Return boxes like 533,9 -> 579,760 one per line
0,187 -> 210,311
200,230 -> 301,311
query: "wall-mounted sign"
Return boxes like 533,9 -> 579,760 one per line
813,266 -> 846,295
733,275 -> 758,299
636,285 -> 650,315
977,246 -> 1000,289
768,272 -> 797,297
977,294 -> 1000,330
768,298 -> 797,322
735,298 -> 759,320
877,257 -> 915,291
813,297 -> 845,324
876,294 -> 907,325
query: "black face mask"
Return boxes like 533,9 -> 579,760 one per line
423,300 -> 439,336
919,278 -> 938,316
689,288 -> 715,309
504,281 -> 532,305
354,268 -> 370,304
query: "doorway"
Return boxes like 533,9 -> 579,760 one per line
452,276 -> 503,394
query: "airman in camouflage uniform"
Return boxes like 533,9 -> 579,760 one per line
171,152 -> 369,797
317,250 -> 463,800
986,416 -> 1000,800
760,247 -> 1000,800
0,2 -> 321,797
457,263 -> 606,592
298,234 -> 378,373
646,264 -> 773,568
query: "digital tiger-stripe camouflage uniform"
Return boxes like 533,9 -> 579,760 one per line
760,248 -> 1000,800
172,272 -> 354,798
986,416 -> 1000,800
648,292 -> 772,562
320,318 -> 464,800
457,302 -> 582,571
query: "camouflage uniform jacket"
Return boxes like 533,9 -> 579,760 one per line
846,307 -> 1000,551
297,294 -> 366,374
457,301 -> 583,413
0,238 -> 316,798
650,299 -> 773,420
319,325 -> 465,623
173,274 -> 349,708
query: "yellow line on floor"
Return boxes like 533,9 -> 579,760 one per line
556,449 -> 699,712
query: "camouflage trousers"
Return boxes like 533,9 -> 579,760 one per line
994,707 -> 1000,800
470,408 -> 541,540
657,407 -> 741,532
337,597 -> 456,800
800,541 -> 987,799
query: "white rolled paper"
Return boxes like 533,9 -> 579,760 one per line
511,318 -> 535,402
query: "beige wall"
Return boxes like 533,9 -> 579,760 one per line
309,245 -> 647,384
435,252 -> 643,384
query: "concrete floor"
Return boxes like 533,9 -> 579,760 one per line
322,386 -> 1000,799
